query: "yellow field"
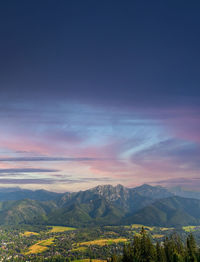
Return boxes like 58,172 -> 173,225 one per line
25,238 -> 54,254
39,238 -> 54,246
72,246 -> 88,252
78,238 -> 127,246
73,259 -> 107,262
104,231 -> 118,235
152,234 -> 164,239
49,226 -> 76,233
160,227 -> 174,231
25,243 -> 48,254
22,231 -> 39,237
131,224 -> 144,229
182,226 -> 200,232
131,224 -> 154,231
133,232 -> 142,237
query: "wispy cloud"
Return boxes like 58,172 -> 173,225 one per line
0,178 -> 57,184
0,101 -> 199,190
131,139 -> 200,172
0,157 -> 106,162
0,176 -> 115,185
154,177 -> 200,191
0,168 -> 59,173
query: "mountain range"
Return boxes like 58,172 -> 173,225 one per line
0,184 -> 199,227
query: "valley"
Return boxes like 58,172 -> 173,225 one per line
1,223 -> 200,261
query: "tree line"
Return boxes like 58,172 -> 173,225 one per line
110,227 -> 200,262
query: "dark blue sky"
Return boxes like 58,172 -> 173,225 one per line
1,1 -> 200,105
0,1 -> 200,191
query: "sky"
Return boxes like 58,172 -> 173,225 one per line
0,1 -> 200,192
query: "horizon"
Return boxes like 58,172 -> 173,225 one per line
0,183 -> 197,194
0,1 -> 200,191
0,183 -> 160,193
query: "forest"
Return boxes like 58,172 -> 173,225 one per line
110,228 -> 200,262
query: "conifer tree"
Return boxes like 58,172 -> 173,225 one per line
186,234 -> 197,262
156,241 -> 166,262
117,231 -> 198,262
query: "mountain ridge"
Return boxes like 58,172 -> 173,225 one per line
0,184 -> 199,227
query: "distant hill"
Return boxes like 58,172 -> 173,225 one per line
169,186 -> 200,200
0,188 -> 63,201
0,184 -> 199,227
133,184 -> 173,199
125,196 -> 200,227
0,199 -> 57,225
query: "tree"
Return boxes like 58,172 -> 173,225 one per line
186,234 -> 197,262
156,241 -> 166,262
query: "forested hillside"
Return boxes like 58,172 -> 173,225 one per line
0,185 -> 199,227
